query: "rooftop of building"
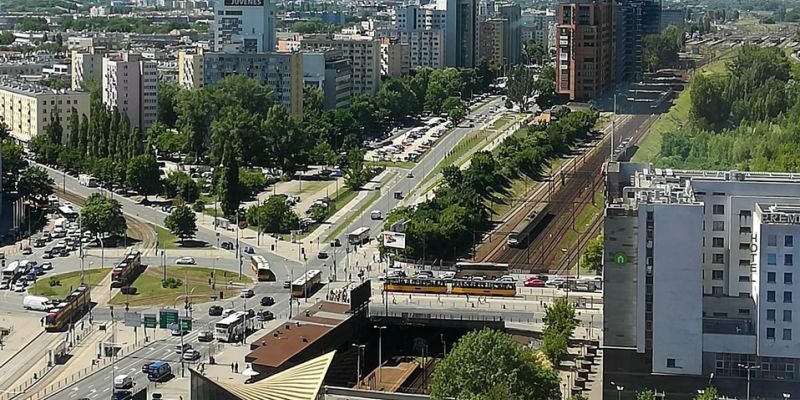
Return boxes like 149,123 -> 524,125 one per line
0,78 -> 87,96
246,301 -> 351,369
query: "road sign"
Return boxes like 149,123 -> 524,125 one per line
124,312 -> 141,328
159,309 -> 179,329
143,314 -> 157,329
180,317 -> 192,331
613,252 -> 628,266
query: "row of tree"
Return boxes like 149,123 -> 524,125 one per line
384,109 -> 598,260
642,25 -> 686,73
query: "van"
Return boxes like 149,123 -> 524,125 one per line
113,374 -> 133,389
370,210 -> 382,220
147,361 -> 171,382
23,295 -> 52,311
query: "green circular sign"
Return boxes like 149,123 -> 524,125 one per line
613,252 -> 628,266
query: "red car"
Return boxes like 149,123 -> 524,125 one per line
524,278 -> 545,287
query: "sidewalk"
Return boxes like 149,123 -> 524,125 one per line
0,315 -> 42,368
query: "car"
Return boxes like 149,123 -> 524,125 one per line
58,248 -> 69,257
21,247 -> 32,255
243,246 -> 255,254
175,257 -> 196,265
33,239 -> 46,248
222,309 -> 236,317
406,172 -> 414,178
240,289 -> 254,298
198,331 -> 213,342
317,251 -> 329,259
13,281 -> 25,292
260,296 -> 275,307
41,262 -> 53,271
174,343 -> 192,354
330,239 -> 341,247
182,349 -> 201,361
0,281 -> 8,290
141,362 -> 154,373
524,278 -> 546,288
438,271 -> 456,280
546,278 -> 566,289
246,309 -> 255,318
257,310 -> 274,321
208,305 -> 223,316
498,275 -> 517,282
112,391 -> 133,400
42,251 -> 54,259
221,242 -> 234,250
120,286 -> 137,295
283,280 -> 291,289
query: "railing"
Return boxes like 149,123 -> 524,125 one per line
369,308 -> 505,323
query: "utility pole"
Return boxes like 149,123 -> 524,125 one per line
374,326 -> 386,387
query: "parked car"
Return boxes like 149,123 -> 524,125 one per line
240,289 -> 254,298
222,309 -> 236,317
141,362 -> 154,373
524,278 -> 545,288
41,262 -> 53,271
221,242 -> 234,250
120,286 -> 138,295
243,246 -> 255,254
260,296 -> 275,307
21,247 -> 32,255
208,305 -> 223,316
58,248 -> 69,257
330,239 -> 341,247
317,251 -> 329,259
13,281 -> 26,292
174,343 -> 192,354
198,331 -> 213,342
175,257 -> 196,265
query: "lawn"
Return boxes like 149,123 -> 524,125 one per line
556,188 -> 604,256
29,269 -> 111,299
109,266 -> 253,307
324,190 -> 381,244
368,160 -> 416,170
295,180 -> 329,196
154,224 -> 179,250
417,129 -> 492,190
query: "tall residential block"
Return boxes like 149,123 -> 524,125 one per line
521,10 -> 555,52
604,163 -> 800,398
445,0 -> 477,68
299,35 -> 381,96
102,53 -> 158,131
0,78 -> 90,142
615,0 -> 662,84
71,49 -> 104,90
214,0 -> 276,53
498,3 -> 521,65
302,49 -> 352,109
178,48 -> 205,90
380,39 -> 411,78
477,19 -> 505,66
555,0 -> 614,101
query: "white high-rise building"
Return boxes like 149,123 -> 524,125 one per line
102,53 -> 158,131
603,162 -> 800,398
213,0 -> 276,53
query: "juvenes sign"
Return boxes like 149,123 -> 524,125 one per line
224,0 -> 264,5
762,213 -> 800,225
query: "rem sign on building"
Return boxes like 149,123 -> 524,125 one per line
762,213 -> 800,225
224,0 -> 263,5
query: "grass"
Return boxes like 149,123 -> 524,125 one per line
594,112 -> 613,131
556,188 -> 604,255
154,224 -> 179,249
295,180 -> 328,196
109,266 -> 252,307
418,129 -> 492,190
29,269 -> 110,299
490,115 -> 514,130
368,160 -> 416,170
324,190 -> 382,243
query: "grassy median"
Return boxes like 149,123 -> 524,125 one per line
109,266 -> 252,307
29,269 -> 111,299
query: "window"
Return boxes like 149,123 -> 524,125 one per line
767,328 -> 775,339
768,253 -> 777,266
784,310 -> 793,322
769,234 -> 778,247
767,309 -> 776,321
786,235 -> 794,247
713,221 -> 725,231
768,272 -> 776,283
739,275 -> 751,282
666,358 -> 676,368
713,204 -> 725,215
783,329 -> 792,341
712,270 -> 724,280
739,308 -> 751,315
785,254 -> 793,266
712,286 -> 724,296
713,253 -> 725,264
786,273 -> 793,284
768,291 -> 776,302
713,237 -> 725,248
784,291 -> 793,303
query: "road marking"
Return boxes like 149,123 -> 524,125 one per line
102,387 -> 110,392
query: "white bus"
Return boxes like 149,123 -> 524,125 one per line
58,205 -> 78,221
214,311 -> 248,342
347,227 -> 370,245
250,255 -> 275,282
78,174 -> 98,187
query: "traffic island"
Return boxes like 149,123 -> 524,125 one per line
28,269 -> 111,298
108,266 -> 253,307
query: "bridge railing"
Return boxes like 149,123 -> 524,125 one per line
368,308 -> 505,323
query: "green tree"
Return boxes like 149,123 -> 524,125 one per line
581,235 -> 604,273
523,40 -> 547,65
79,193 -> 127,237
636,390 -> 655,400
1,140 -> 24,192
164,204 -> 197,242
535,66 -> 558,109
164,171 -> 200,203
192,199 -> 206,213
149,122 -> 187,155
126,155 -> 161,197
693,387 -> 718,400
217,143 -> 241,217
46,107 -> 63,144
66,107 -> 80,148
343,148 -> 370,190
442,96 -> 467,125
18,166 -> 54,202
157,81 -> 180,128
248,196 -> 300,234
507,65 -> 537,111
545,297 -> 577,338
430,328 -> 560,400
239,169 -> 267,198
540,329 -> 569,365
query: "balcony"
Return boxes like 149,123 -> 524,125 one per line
703,317 -> 755,335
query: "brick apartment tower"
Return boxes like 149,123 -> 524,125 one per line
555,0 -> 614,101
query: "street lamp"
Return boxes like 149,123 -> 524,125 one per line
352,343 -> 365,387
611,382 -> 623,400
374,325 -> 386,386
737,363 -> 760,400
783,393 -> 790,400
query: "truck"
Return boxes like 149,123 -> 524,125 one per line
347,227 -> 370,245
78,174 -> 98,187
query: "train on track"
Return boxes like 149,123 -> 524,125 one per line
383,277 -> 516,297
507,202 -> 551,248
45,285 -> 91,331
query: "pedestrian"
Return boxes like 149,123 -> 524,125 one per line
40,317 -> 43,326
231,363 -> 234,372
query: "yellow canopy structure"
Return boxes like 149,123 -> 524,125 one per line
216,351 -> 336,400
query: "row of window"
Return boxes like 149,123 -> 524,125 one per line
766,290 -> 793,303
765,309 -> 792,322
767,234 -> 794,248
766,272 -> 794,284
711,272 -> 794,283
765,327 -> 792,340
766,253 -> 793,266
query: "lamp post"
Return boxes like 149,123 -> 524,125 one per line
737,363 -> 760,400
611,382 -> 623,400
374,325 -> 386,386
352,343 -> 365,387
783,393 -> 791,400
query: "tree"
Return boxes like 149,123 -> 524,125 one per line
164,171 -> 200,203
18,166 -> 54,202
157,81 -> 180,128
303,86 -> 325,112
164,204 -> 197,242
430,328 -> 560,400
693,387 -> 718,400
523,40 -> 547,65
248,196 -> 299,234
507,66 -> 537,111
343,148 -> 370,190
126,155 -> 161,197
636,390 -> 655,400
2,140 -> 25,192
535,66 -> 558,109
46,107 -> 64,144
540,328 -> 569,365
67,107 -> 80,148
239,169 -> 267,198
581,235 -> 603,273
442,96 -> 467,125
192,199 -> 206,213
149,122 -> 187,156
545,297 -> 577,338
217,142 -> 241,217
79,194 -> 127,237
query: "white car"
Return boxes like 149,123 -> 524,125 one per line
175,257 -> 196,265
13,281 -> 26,292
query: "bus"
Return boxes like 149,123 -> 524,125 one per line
348,227 -> 370,245
250,255 -> 275,282
291,269 -> 322,298
78,174 -> 98,187
45,285 -> 91,331
1,262 -> 18,288
111,251 -> 141,288
58,205 -> 79,221
214,311 -> 249,342
455,262 -> 510,280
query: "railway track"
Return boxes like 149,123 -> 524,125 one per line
480,113 -> 659,272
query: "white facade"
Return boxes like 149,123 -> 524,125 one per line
299,35 -> 380,96
394,4 -> 447,30
0,78 -> 90,143
521,10 -> 555,51
102,53 -> 158,131
213,0 -> 276,53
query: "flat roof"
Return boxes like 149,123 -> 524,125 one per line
247,301 -> 351,369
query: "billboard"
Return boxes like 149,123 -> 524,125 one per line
224,0 -> 264,6
382,231 -> 406,249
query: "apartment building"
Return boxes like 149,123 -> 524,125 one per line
615,0 -> 662,83
394,4 -> 447,30
299,35 -> 381,96
0,78 -> 90,142
177,48 -> 205,90
214,0 -> 276,53
661,7 -> 686,31
102,53 -> 158,131
302,49 -> 352,109
445,0 -> 477,68
555,0 -> 614,101
521,10 -> 556,52
603,162 -> 800,398
380,39 -> 410,78
383,4 -> 446,69
497,3 -> 521,66
477,19 -> 505,66
71,49 -> 105,90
